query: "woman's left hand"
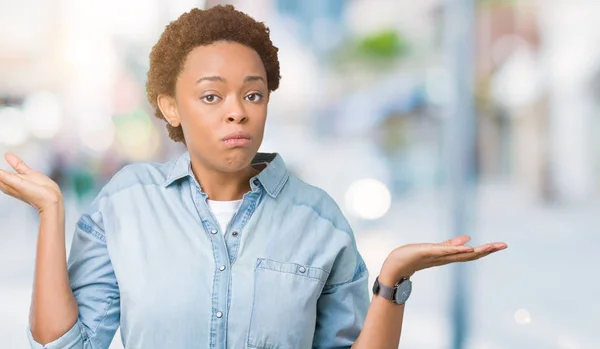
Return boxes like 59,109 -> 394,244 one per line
378,235 -> 507,285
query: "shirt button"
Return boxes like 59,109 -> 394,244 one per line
298,266 -> 306,273
216,311 -> 223,318
231,231 -> 239,237
253,179 -> 259,186
219,265 -> 226,271
210,229 -> 218,235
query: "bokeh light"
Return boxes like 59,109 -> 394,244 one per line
514,309 -> 532,325
22,92 -> 63,140
114,109 -> 160,160
344,178 -> 392,220
79,119 -> 116,153
0,107 -> 29,146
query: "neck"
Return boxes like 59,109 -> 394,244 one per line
190,158 -> 258,201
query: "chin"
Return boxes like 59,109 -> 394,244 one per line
220,150 -> 257,172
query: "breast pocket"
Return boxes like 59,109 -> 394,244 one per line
247,258 -> 329,349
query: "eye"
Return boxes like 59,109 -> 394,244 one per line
200,94 -> 221,104
245,93 -> 263,103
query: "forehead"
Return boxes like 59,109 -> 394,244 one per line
180,41 -> 266,80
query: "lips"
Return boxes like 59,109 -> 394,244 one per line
222,131 -> 252,147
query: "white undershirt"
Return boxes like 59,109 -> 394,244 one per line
207,199 -> 243,234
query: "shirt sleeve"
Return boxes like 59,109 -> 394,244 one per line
27,207 -> 121,349
312,240 -> 370,348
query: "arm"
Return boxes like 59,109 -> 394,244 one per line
350,268 -> 409,349
27,212 -> 121,349
352,236 -> 507,349
311,257 -> 370,348
306,191 -> 507,349
0,153 -> 78,343
0,153 -> 120,349
30,202 -> 80,344
311,256 -> 409,349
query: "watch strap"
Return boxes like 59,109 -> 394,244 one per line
375,277 -> 397,301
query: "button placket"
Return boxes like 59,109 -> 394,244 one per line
190,180 -> 230,347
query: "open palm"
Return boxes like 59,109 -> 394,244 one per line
382,235 -> 507,281
0,153 -> 63,214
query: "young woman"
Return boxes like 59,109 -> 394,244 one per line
0,5 -> 507,349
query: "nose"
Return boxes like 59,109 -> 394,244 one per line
225,98 -> 248,124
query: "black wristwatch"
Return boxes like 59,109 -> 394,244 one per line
372,276 -> 412,305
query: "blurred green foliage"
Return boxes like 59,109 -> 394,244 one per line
331,28 -> 410,71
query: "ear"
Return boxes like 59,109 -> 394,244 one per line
157,94 -> 181,127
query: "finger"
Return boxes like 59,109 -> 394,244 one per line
0,169 -> 36,199
0,172 -> 26,200
440,244 -> 507,264
474,242 -> 508,253
455,249 -> 497,262
432,251 -> 488,266
435,252 -> 492,265
493,242 -> 508,250
5,152 -> 32,175
0,182 -> 21,200
428,244 -> 475,256
439,235 -> 471,246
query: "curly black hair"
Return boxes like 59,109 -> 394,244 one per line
146,5 -> 281,143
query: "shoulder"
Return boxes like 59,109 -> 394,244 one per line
282,175 -> 368,285
280,174 -> 353,235
76,157 -> 178,238
85,157 -> 177,212
100,159 -> 175,195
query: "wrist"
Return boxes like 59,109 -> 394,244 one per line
379,262 -> 414,287
39,198 -> 65,218
379,260 -> 415,287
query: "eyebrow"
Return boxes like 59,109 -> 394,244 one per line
243,76 -> 266,84
196,76 -> 266,84
196,76 -> 224,84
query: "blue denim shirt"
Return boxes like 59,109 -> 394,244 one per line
28,152 -> 370,349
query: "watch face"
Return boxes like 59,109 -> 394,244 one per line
394,279 -> 412,304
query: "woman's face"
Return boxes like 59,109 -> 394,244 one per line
159,41 -> 269,173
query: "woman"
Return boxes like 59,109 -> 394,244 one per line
0,5 -> 507,349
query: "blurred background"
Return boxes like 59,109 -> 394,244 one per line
1,0 -> 598,348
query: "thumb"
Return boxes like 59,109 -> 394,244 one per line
5,152 -> 32,175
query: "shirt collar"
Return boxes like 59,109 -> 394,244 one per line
163,151 -> 289,198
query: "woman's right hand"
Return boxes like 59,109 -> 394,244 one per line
0,152 -> 63,214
